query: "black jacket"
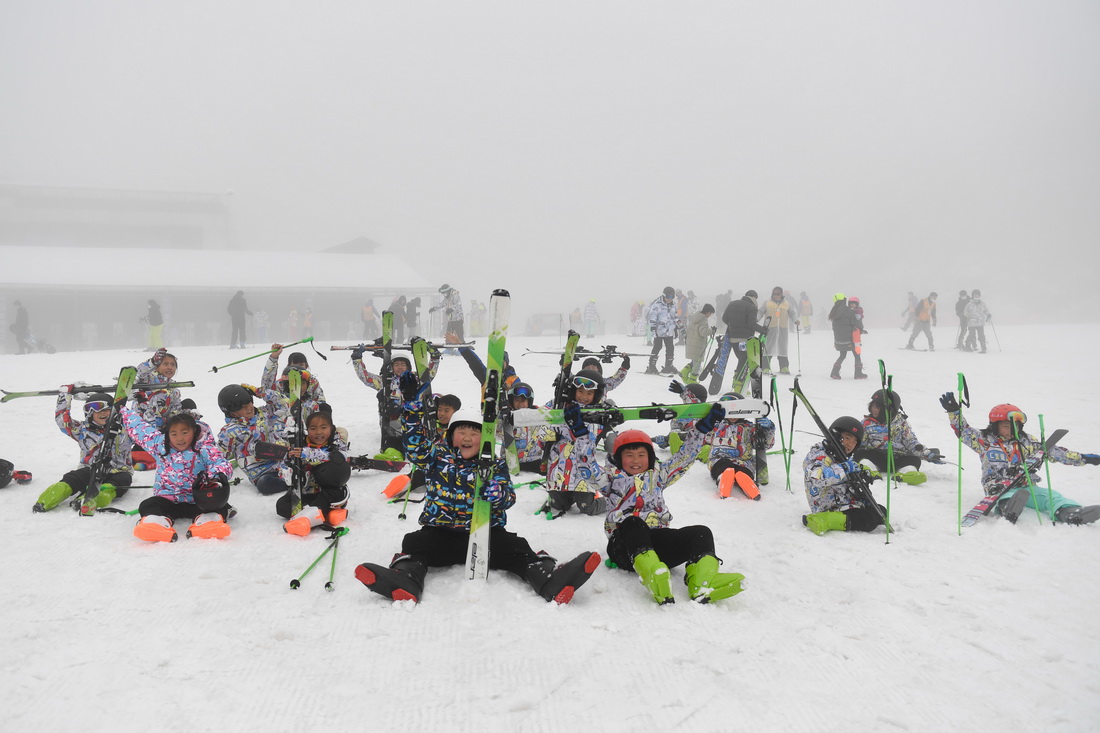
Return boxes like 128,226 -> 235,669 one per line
722,297 -> 766,339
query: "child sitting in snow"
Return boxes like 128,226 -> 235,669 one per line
262,344 -> 326,407
939,394 -> 1100,524
123,408 -> 234,543
278,405 -> 351,536
706,392 -> 775,500
543,370 -> 611,517
802,416 -> 886,535
603,403 -> 745,605
354,372 -> 599,604
857,389 -> 944,485
33,386 -> 134,513
133,347 -> 182,429
216,383 -> 291,496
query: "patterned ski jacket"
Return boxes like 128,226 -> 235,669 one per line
707,418 -> 775,470
803,443 -> 874,512
603,428 -> 705,538
55,393 -> 134,474
511,423 -> 556,464
217,387 -> 290,484
583,302 -> 600,321
963,299 -> 990,327
603,362 -> 629,392
282,435 -> 351,498
133,356 -> 181,429
861,413 -> 931,458
261,357 -> 326,406
546,401 -> 611,494
648,296 -> 679,338
947,410 -> 1085,492
121,407 -> 232,504
441,289 -> 464,322
402,399 -> 514,530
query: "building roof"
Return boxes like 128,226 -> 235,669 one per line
0,245 -> 432,292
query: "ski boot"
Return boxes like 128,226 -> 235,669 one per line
684,555 -> 745,603
717,468 -> 760,500
999,489 -> 1031,524
134,515 -> 178,543
33,481 -> 73,513
187,512 -> 231,539
283,508 -> 327,536
71,484 -> 120,516
803,511 -> 848,536
645,360 -> 660,375
631,549 -> 674,604
1055,505 -> 1100,525
894,470 -> 927,486
525,550 -> 601,604
661,363 -> 678,376
355,555 -> 427,602
854,370 -> 869,380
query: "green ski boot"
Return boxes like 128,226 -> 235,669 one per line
684,555 -> 745,603
802,511 -> 848,536
894,470 -> 927,486
632,550 -> 674,604
33,482 -> 73,513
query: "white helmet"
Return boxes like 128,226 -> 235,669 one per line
444,408 -> 483,446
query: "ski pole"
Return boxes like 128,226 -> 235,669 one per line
325,527 -> 346,591
1039,414 -> 1055,521
210,337 -> 327,373
988,317 -> 1002,352
795,324 -> 802,378
290,527 -> 347,589
1012,421 -> 1044,524
955,373 -> 970,535
878,361 -> 895,542
769,378 -> 792,492
397,482 -> 416,520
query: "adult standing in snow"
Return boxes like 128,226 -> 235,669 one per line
721,289 -> 767,379
799,292 -> 813,334
361,300 -> 380,340
760,286 -> 799,374
646,286 -> 680,375
905,292 -> 937,351
430,284 -> 465,342
900,291 -> 918,331
963,290 -> 991,353
684,303 -> 715,380
715,290 -> 732,316
583,298 -> 600,337
405,297 -> 421,340
954,290 -> 970,349
143,299 -> 164,351
829,294 -> 866,380
227,291 -> 252,350
10,300 -> 30,354
389,295 -> 407,343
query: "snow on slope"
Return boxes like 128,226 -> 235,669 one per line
1,324 -> 1098,732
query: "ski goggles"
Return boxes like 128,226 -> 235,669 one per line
510,385 -> 534,400
84,400 -> 111,413
572,375 -> 600,391
1006,411 -> 1027,425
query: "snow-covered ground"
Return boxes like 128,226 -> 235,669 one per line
2,323 -> 1098,732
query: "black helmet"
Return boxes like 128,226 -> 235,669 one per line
685,383 -> 708,402
569,369 -> 605,403
192,473 -> 231,511
508,382 -> 534,404
82,393 -> 113,418
662,286 -> 675,299
0,458 -> 13,489
870,389 -> 902,414
218,384 -> 253,416
829,416 -> 864,450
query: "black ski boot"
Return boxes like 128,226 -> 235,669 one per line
525,550 -> 601,604
355,555 -> 427,602
1056,505 -> 1100,525
1000,490 -> 1031,524
645,360 -> 660,375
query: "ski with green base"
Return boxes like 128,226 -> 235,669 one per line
78,366 -> 136,516
512,399 -> 770,428
466,289 -> 511,582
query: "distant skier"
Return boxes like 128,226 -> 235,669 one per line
963,290 -> 991,353
905,292 -> 937,351
953,290 -> 970,349
799,292 -> 813,334
646,287 -> 680,375
759,286 -> 798,374
583,298 -> 600,337
829,294 -> 866,380
10,300 -> 29,354
143,299 -> 164,351
900,291 -> 918,331
430,284 -> 465,342
227,291 -> 252,350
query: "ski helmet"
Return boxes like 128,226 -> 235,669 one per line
849,296 -> 860,304
569,369 -> 605,403
439,283 -> 452,294
83,393 -> 113,418
508,382 -> 534,404
445,408 -> 483,447
390,356 -> 412,371
971,289 -> 981,298
192,473 -> 230,512
829,416 -> 864,449
988,403 -> 1025,426
959,289 -> 968,297
218,384 -> 253,416
685,383 -> 708,402
611,430 -> 656,471
581,357 -> 603,372
833,293 -> 846,303
663,286 -> 675,299
0,458 -> 13,489
870,389 -> 901,414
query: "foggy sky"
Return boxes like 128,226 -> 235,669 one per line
2,1 -> 1099,322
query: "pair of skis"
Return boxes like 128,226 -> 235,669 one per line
2,380 -> 191,404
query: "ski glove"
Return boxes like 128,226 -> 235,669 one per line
939,393 -> 961,412
695,403 -> 725,434
59,384 -> 72,394
923,447 -> 945,463
564,403 -> 588,437
1082,454 -> 1100,466
668,380 -> 685,395
838,459 -> 861,476
620,354 -> 631,370
151,347 -> 168,366
398,371 -> 420,403
350,346 -> 365,361
756,417 -> 774,431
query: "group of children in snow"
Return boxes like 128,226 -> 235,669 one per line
19,338 -> 1100,607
